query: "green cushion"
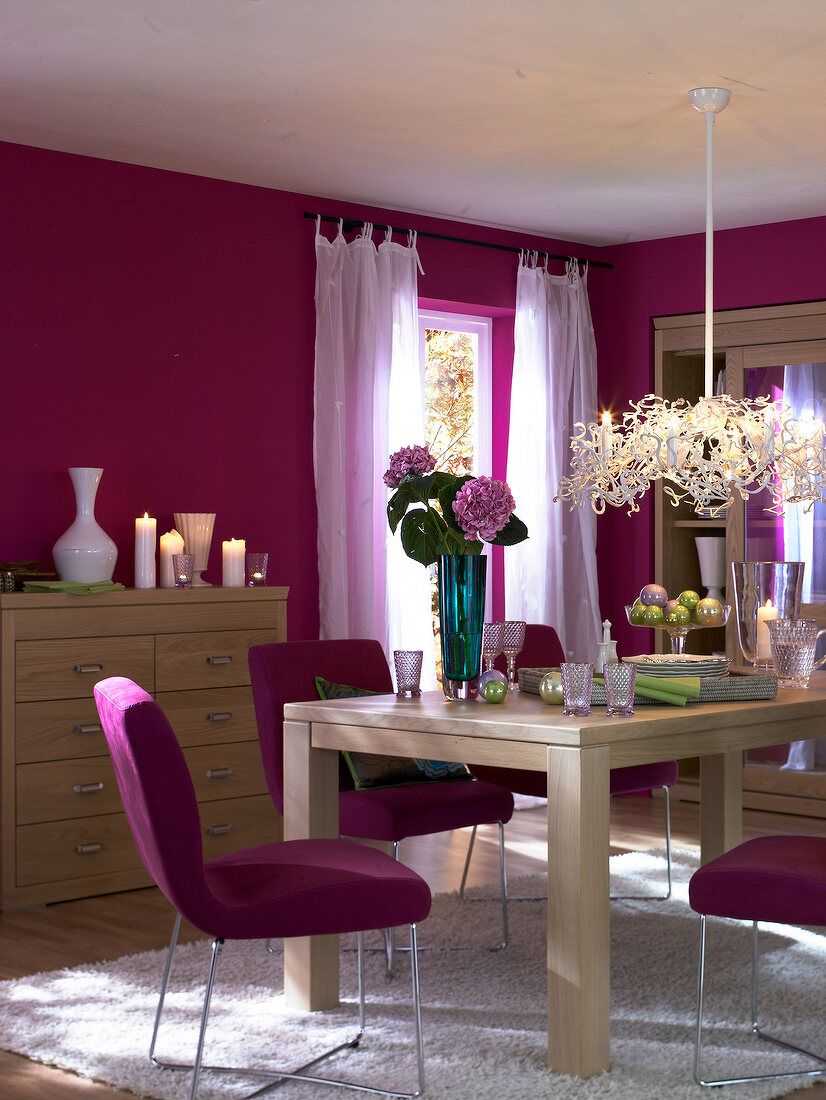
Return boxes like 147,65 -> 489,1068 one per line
314,676 -> 470,790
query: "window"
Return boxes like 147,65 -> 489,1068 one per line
418,310 -> 493,677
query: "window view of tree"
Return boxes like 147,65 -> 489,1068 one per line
423,327 -> 479,682
424,329 -> 476,475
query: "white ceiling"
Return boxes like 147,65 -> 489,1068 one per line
4,0 -> 826,246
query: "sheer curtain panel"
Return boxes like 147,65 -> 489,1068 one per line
505,257 -> 601,660
313,223 -> 435,686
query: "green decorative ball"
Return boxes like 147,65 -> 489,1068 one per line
539,670 -> 564,705
642,604 -> 664,625
665,603 -> 692,625
629,601 -> 647,626
694,597 -> 723,626
482,679 -> 508,704
678,589 -> 701,611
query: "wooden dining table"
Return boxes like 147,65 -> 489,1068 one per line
282,681 -> 826,1079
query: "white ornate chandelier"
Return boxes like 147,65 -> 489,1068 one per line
556,88 -> 826,517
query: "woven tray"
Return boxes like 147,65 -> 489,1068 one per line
518,667 -> 778,704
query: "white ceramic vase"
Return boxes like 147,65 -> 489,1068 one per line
695,536 -> 726,602
53,467 -> 118,583
174,512 -> 216,586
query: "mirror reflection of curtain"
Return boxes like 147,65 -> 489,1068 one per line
780,362 -> 826,771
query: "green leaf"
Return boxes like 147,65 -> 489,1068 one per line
490,513 -> 529,547
399,509 -> 445,566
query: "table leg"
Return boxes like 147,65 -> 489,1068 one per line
282,717 -> 340,1010
546,743 -> 611,1077
699,750 -> 743,865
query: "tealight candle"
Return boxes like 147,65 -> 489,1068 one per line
159,529 -> 185,588
222,538 -> 246,587
134,513 -> 157,589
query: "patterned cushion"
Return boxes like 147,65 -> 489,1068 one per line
314,676 -> 470,790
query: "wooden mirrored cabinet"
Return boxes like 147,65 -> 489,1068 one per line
654,300 -> 826,817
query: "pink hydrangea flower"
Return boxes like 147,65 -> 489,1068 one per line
383,444 -> 437,488
451,476 -> 516,541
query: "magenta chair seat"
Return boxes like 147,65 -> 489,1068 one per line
339,779 -> 513,842
93,676 -> 430,1100
689,834 -> 826,926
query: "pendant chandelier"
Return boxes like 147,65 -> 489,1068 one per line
556,87 -> 826,517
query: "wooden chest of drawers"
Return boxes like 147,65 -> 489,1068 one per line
0,586 -> 288,910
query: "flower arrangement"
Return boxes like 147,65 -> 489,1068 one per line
384,444 -> 528,566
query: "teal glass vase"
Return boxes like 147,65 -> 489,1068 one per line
438,554 -> 486,700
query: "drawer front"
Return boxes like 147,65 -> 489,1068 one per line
185,741 -> 268,802
201,795 -> 283,859
155,687 -> 259,748
16,813 -> 144,887
155,629 -> 282,692
16,636 -> 155,702
16,697 -> 108,763
17,757 -> 120,825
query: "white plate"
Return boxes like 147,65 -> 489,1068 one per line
623,654 -> 731,679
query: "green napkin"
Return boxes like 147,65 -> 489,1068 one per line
23,580 -> 126,595
595,672 -> 700,707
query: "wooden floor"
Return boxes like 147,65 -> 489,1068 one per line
2,795 -> 826,1098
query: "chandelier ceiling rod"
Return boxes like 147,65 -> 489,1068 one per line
689,86 -> 730,398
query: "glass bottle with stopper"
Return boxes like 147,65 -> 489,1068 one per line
596,619 -> 618,674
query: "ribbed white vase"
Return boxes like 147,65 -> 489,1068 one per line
53,467 -> 118,583
174,512 -> 216,586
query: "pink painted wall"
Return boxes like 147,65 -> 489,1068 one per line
1,140 -> 602,638
591,218 -> 826,655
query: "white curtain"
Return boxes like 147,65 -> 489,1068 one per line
504,256 -> 601,660
313,222 -> 436,688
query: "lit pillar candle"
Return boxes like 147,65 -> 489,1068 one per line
159,529 -> 185,588
222,538 -> 246,587
134,513 -> 157,589
600,411 -> 613,463
756,599 -> 778,661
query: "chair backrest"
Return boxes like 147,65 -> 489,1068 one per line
249,639 -> 394,814
494,623 -> 565,676
93,676 -> 213,925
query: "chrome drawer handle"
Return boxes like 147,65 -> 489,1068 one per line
206,656 -> 232,665
73,663 -> 103,674
205,768 -> 233,779
206,712 -> 233,722
73,781 -> 105,794
72,723 -> 103,735
74,843 -> 103,855
205,823 -> 233,836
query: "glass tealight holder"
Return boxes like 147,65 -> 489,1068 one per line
246,552 -> 268,587
731,561 -> 804,670
172,553 -> 195,589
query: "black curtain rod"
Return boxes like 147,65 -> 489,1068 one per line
304,211 -> 613,270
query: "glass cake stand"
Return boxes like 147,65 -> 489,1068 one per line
624,604 -> 730,655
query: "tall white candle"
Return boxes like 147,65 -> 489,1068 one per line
666,417 -> 679,467
600,411 -> 613,463
756,599 -> 778,660
222,538 -> 246,587
134,513 -> 157,589
159,529 -> 185,588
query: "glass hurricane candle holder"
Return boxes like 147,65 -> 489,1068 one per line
246,552 -> 268,587
482,622 -> 505,673
172,553 -> 195,589
731,561 -> 804,670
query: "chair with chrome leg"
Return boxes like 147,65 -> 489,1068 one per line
689,834 -> 826,1087
248,638 -> 515,954
463,623 -> 678,904
94,676 -> 432,1100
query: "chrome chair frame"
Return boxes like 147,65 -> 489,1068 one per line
151,912 -> 425,1100
459,786 -> 673,908
694,915 -> 826,1087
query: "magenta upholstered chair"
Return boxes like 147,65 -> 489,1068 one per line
93,676 -> 431,1100
463,623 -> 678,902
689,835 -> 826,1087
248,638 -> 515,951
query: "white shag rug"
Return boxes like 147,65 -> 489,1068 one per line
0,848 -> 824,1100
